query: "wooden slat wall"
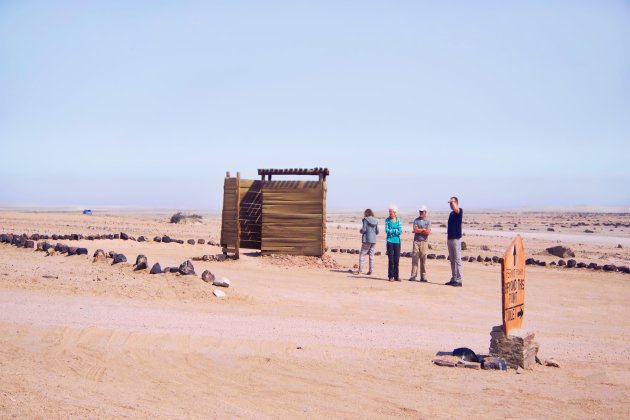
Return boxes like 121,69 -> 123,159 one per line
261,180 -> 326,256
239,180 -> 262,249
220,177 -> 238,248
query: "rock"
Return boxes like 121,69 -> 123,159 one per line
129,236 -> 136,241
461,242 -> 467,251
112,254 -> 127,264
550,261 -> 557,266
617,244 -> 623,249
178,260 -> 196,275
477,255 -> 483,262
566,259 -> 577,268
493,256 -> 501,263
547,228 -> 555,232
537,261 -> 547,267
137,236 -> 146,242
201,270 -> 215,283
557,259 -> 566,266
176,240 -> 184,244
433,359 -> 457,367
484,257 -> 492,262
215,254 -> 226,262
603,264 -> 617,272
76,248 -> 88,256
30,234 -> 40,241
427,254 -> 436,260
24,240 -> 35,249
153,236 -> 162,243
546,246 -> 575,258
576,262 -> 586,268
162,235 -> 171,243
187,239 -> 195,245
584,229 -> 594,233
120,232 -> 129,240
67,247 -> 78,256
150,263 -> 162,274
331,248 -> 338,252
452,347 -> 480,363
213,289 -> 226,298
213,277 -> 230,288
436,255 -> 445,260
544,359 -> 560,368
108,251 -> 118,258
481,357 -> 507,370
114,234 -> 120,239
169,267 -> 180,273
134,255 -> 148,270
197,239 -> 205,244
375,251 -> 381,256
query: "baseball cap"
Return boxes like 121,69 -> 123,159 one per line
419,205 -> 427,212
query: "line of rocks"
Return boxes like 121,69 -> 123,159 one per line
329,244 -> 629,275
0,232 -> 220,247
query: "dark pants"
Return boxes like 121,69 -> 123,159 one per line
387,242 -> 401,280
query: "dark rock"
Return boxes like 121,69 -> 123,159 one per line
498,257 -> 504,264
162,235 -> 171,243
87,236 -> 94,240
187,239 -> 195,245
201,270 -> 215,283
525,258 -> 535,265
112,254 -> 127,264
468,256 -> 475,262
154,236 -> 162,243
477,255 -> 483,262
24,240 -> 35,249
546,246 -> 575,258
178,260 -> 196,275
452,347 -> 479,363
30,234 -> 40,241
587,262 -> 598,269
436,255 -> 445,260
566,259 -> 577,268
375,251 -> 381,256
176,239 -> 184,244
134,255 -> 148,270
493,256 -> 500,263
114,234 -> 120,239
547,227 -> 555,232
550,261 -> 557,266
52,234 -> 59,240
138,236 -> 146,242
67,247 -> 78,256
169,267 -> 180,273
71,234 -> 80,241
484,257 -> 492,262
427,254 -> 436,260
584,229 -> 594,233
76,248 -> 88,256
120,232 -> 129,240
618,266 -> 630,274
603,264 -> 617,272
42,242 -> 53,252
617,244 -> 623,249
150,263 -> 162,274
558,259 -> 566,266
197,239 -> 205,244
537,261 -> 547,267
576,262 -> 586,268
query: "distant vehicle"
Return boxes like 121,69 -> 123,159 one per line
83,209 -> 93,215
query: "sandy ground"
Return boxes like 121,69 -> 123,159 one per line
1,210 -> 629,418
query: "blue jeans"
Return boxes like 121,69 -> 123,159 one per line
387,242 -> 401,279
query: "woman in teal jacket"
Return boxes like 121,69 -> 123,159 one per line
385,205 -> 402,281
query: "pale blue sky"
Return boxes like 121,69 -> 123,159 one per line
1,1 -> 628,211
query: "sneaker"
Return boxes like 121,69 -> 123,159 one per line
408,276 -> 416,281
444,279 -> 456,286
451,282 -> 462,287
420,278 -> 428,283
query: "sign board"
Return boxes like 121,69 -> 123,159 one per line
501,235 -> 526,335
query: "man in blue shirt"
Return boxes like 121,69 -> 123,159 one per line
445,196 -> 463,287
409,205 -> 431,282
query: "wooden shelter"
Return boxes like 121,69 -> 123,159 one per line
220,168 -> 329,258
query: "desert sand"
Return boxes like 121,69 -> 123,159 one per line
1,210 -> 629,418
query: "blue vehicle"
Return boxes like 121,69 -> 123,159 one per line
83,209 -> 93,215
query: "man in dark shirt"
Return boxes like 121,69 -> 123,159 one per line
445,196 -> 463,287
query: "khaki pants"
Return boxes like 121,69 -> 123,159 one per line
411,240 -> 428,279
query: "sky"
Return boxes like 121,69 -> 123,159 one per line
1,0 -> 629,212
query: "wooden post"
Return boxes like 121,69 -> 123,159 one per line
235,171 -> 241,259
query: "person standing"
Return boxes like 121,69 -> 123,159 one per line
409,205 -> 431,282
385,205 -> 402,282
445,197 -> 463,287
358,209 -> 379,275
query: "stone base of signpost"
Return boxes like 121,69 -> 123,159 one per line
489,325 -> 539,369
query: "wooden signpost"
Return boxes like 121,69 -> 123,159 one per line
501,235 -> 525,335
